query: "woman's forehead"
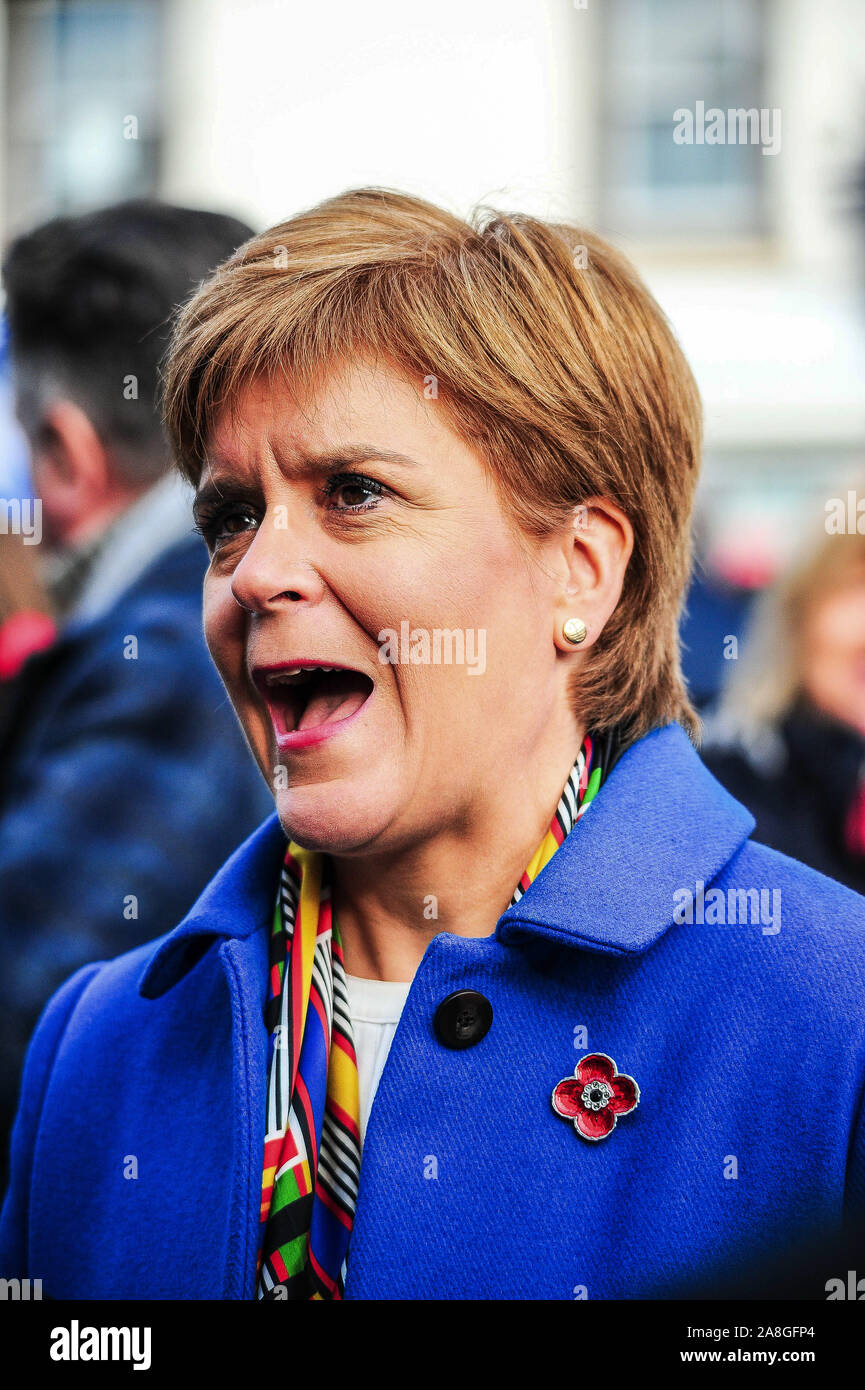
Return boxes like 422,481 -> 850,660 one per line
204,360 -> 456,472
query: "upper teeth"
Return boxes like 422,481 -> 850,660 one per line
265,666 -> 338,686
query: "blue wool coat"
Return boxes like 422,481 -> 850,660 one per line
2,723 -> 865,1299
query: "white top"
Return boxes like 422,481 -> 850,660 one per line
344,973 -> 412,1145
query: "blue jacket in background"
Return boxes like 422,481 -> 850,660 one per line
0,533 -> 272,1180
1,723 -> 864,1298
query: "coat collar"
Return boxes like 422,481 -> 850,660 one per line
139,812 -> 287,999
496,723 -> 755,955
139,722 -> 755,997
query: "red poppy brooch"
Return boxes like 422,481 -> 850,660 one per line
552,1053 -> 640,1141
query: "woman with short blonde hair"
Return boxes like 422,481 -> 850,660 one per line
3,189 -> 864,1301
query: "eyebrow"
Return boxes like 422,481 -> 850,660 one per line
296,445 -> 420,474
194,445 -> 420,513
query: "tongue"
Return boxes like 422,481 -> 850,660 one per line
296,672 -> 370,731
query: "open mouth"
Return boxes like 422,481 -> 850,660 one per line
254,662 -> 375,745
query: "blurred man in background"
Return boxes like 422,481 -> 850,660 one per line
0,201 -> 272,1187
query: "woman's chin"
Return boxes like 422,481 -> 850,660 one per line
273,783 -> 391,855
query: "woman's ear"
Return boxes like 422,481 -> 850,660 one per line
552,498 -> 634,653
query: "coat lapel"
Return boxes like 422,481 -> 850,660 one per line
216,931 -> 270,1298
137,814 -> 285,1298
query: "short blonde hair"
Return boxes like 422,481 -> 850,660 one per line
163,188 -> 702,741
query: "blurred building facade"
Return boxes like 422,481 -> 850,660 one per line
2,0 -> 863,580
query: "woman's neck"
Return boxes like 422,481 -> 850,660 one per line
330,731 -> 584,981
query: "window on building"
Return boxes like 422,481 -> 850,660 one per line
5,0 -> 165,234
599,0 -> 770,239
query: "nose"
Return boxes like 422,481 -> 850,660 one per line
229,510 -> 327,615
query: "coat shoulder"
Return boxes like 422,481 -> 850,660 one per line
714,836 -> 865,994
728,836 -> 865,921
30,933 -> 186,1045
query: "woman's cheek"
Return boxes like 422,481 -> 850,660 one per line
202,576 -> 246,693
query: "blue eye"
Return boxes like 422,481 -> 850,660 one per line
322,472 -> 384,512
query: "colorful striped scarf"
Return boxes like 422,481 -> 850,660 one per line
256,729 -> 621,1299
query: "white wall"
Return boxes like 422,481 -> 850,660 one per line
160,0 -> 596,229
766,0 -> 865,275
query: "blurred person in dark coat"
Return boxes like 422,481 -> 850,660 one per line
702,515 -> 865,895
0,202 -> 273,1186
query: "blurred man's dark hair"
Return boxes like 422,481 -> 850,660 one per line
3,200 -> 253,486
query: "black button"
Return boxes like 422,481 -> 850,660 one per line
434,990 -> 493,1050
